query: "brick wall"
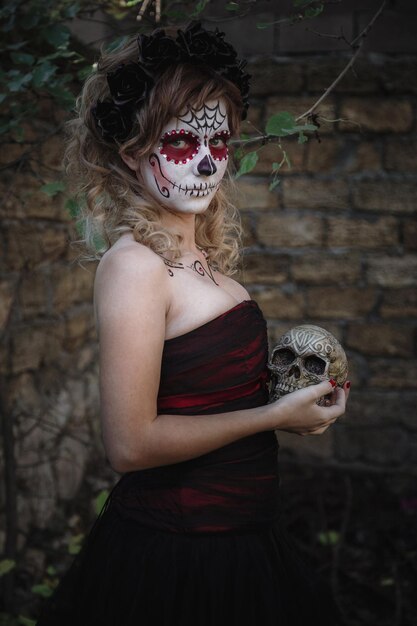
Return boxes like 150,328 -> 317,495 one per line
238,51 -> 417,469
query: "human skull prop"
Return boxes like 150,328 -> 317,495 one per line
268,325 -> 348,403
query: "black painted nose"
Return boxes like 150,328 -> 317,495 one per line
197,155 -> 217,176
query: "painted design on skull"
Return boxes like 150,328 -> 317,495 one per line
149,153 -> 220,198
268,325 -> 348,403
178,102 -> 226,135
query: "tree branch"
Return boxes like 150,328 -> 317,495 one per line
232,0 -> 388,149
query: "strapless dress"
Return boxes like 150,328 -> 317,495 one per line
36,300 -> 334,626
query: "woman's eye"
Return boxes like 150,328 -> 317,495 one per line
208,132 -> 230,160
209,138 -> 226,147
169,139 -> 187,149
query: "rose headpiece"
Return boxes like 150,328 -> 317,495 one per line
92,21 -> 250,143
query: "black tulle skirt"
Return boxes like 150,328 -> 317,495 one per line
36,505 -> 334,626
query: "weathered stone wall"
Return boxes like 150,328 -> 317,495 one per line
239,53 -> 417,469
0,117 -> 102,550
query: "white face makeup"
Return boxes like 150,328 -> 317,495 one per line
141,99 -> 230,214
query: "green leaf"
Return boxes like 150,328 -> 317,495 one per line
8,72 -> 32,92
46,565 -> 57,576
317,530 -> 340,546
298,131 -> 308,144
65,197 -> 79,218
305,6 -> 324,18
40,181 -> 66,197
293,123 -> 317,132
226,2 -> 239,10
234,147 -> 245,161
95,489 -> 109,515
191,0 -> 208,17
10,52 -> 35,66
0,559 -> 16,576
235,151 -> 258,178
41,50 -> 77,62
42,24 -> 70,48
269,179 -> 281,191
32,62 -> 57,88
31,584 -> 54,598
380,577 -> 394,587
265,112 -> 296,137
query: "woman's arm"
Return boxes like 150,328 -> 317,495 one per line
94,245 -> 349,474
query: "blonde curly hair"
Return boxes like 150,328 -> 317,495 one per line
65,35 -> 245,275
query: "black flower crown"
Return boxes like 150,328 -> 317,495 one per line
92,22 -> 251,143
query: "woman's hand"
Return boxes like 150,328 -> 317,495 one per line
269,380 -> 350,436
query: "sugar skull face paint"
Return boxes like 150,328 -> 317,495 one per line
141,99 -> 230,214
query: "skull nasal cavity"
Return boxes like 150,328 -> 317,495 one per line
197,155 -> 217,176
288,365 -> 301,379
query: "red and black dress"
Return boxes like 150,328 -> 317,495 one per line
36,300 -> 332,626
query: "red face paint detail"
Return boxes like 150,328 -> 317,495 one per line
160,131 -> 200,162
209,131 -> 230,161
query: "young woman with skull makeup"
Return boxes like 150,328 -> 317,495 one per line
36,23 -> 350,626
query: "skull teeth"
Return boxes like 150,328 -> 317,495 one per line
274,383 -> 300,395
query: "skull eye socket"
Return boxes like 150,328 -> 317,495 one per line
272,348 -> 295,367
304,355 -> 326,376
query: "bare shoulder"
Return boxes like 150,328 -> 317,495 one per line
96,239 -> 167,283
94,239 -> 170,323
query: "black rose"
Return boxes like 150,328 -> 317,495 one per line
92,100 -> 133,142
107,63 -> 153,107
177,22 -> 238,72
176,22 -> 234,67
138,30 -> 181,73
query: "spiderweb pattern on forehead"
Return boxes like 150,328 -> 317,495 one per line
177,103 -> 227,134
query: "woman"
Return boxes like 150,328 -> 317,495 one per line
37,22 -> 349,626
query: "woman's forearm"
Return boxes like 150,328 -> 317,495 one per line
107,403 -> 275,473
105,381 -> 346,473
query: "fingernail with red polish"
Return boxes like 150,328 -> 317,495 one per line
346,381 -> 351,389
329,378 -> 337,388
